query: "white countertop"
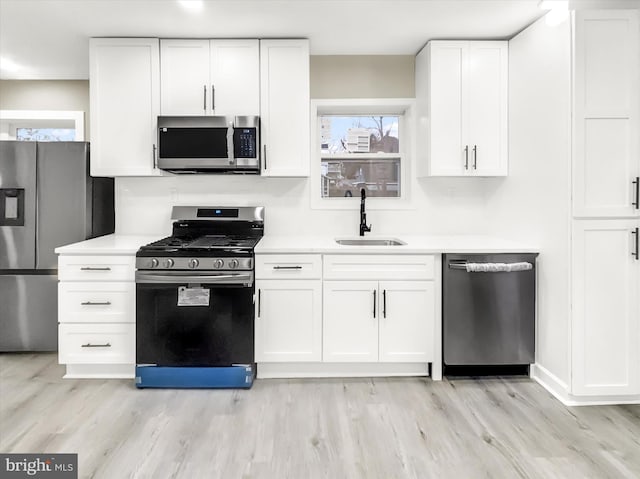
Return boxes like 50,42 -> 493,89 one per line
255,235 -> 539,254
55,234 -> 162,255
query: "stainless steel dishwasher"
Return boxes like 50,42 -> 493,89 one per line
442,253 -> 537,368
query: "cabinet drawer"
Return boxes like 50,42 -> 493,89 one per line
59,282 -> 135,323
58,255 -> 135,281
59,323 -> 135,364
323,255 -> 435,280
255,254 -> 322,279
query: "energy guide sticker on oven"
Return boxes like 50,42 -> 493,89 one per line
177,287 -> 210,306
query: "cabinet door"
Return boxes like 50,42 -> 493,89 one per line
572,220 -> 640,396
467,41 -> 508,176
573,11 -> 640,218
323,281 -> 378,362
378,281 -> 434,363
210,40 -> 259,116
427,41 -> 467,176
255,280 -> 322,362
260,39 -> 310,177
90,38 -> 160,176
160,39 -> 210,115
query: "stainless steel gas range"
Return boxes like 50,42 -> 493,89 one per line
134,206 -> 264,388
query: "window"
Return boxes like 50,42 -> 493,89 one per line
16,128 -> 76,141
320,115 -> 400,198
311,99 -> 414,210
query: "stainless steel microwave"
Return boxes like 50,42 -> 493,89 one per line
157,116 -> 260,173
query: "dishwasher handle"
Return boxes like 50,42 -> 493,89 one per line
448,261 -> 534,272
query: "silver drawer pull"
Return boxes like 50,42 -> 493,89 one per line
81,301 -> 112,306
80,267 -> 111,271
81,342 -> 112,348
273,266 -> 303,270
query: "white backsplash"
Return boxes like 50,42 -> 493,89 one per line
115,174 -> 500,237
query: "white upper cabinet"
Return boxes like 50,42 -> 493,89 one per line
160,39 -> 259,116
572,10 -> 640,218
90,38 -> 161,177
416,40 -> 508,177
260,39 -> 310,177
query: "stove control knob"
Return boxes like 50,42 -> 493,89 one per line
228,259 -> 239,269
188,259 -> 199,269
213,259 -> 224,269
150,258 -> 159,268
163,259 -> 174,269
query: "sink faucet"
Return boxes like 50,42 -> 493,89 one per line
359,188 -> 371,236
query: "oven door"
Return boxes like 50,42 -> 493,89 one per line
136,271 -> 254,367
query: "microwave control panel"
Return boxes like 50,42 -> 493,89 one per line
234,128 -> 257,158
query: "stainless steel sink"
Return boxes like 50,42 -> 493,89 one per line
335,238 -> 406,246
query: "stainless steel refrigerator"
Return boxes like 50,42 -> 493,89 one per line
0,141 -> 114,351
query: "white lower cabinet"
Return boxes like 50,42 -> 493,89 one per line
378,281 -> 434,363
323,280 -> 434,363
58,254 -> 136,378
254,254 -> 322,362
255,253 -> 439,378
571,220 -> 640,396
323,281 -> 379,362
255,279 -> 322,362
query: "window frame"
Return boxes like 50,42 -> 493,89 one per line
0,110 -> 85,141
310,98 -> 416,211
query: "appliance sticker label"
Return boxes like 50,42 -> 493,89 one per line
177,287 -> 210,307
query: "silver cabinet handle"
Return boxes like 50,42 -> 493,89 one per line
81,301 -> 111,306
464,145 -> 469,170
152,144 -> 157,169
211,84 -> 215,111
273,266 -> 302,270
203,85 -> 207,112
80,267 -> 111,271
263,145 -> 267,170
81,343 -> 111,348
633,177 -> 639,210
473,145 -> 477,170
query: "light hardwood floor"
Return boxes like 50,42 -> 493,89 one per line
1,354 -> 639,479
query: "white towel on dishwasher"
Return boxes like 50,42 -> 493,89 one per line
465,262 -> 533,273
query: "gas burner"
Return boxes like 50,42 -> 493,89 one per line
136,206 -> 264,272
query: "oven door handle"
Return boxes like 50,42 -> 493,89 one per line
135,271 -> 253,285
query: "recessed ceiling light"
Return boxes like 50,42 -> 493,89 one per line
0,56 -> 22,73
178,0 -> 204,12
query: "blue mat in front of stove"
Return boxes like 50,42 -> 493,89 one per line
135,365 -> 256,389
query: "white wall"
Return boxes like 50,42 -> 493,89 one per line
115,56 -> 497,237
487,15 -> 572,385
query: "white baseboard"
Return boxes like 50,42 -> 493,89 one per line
63,363 -> 134,379
531,363 -> 571,404
257,362 -> 429,379
531,363 -> 640,406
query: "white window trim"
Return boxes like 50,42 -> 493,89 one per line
0,110 -> 85,141
310,98 -> 416,211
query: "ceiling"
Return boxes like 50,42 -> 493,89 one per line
0,0 -> 547,80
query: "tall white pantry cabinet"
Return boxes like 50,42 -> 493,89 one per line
570,10 -> 640,398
